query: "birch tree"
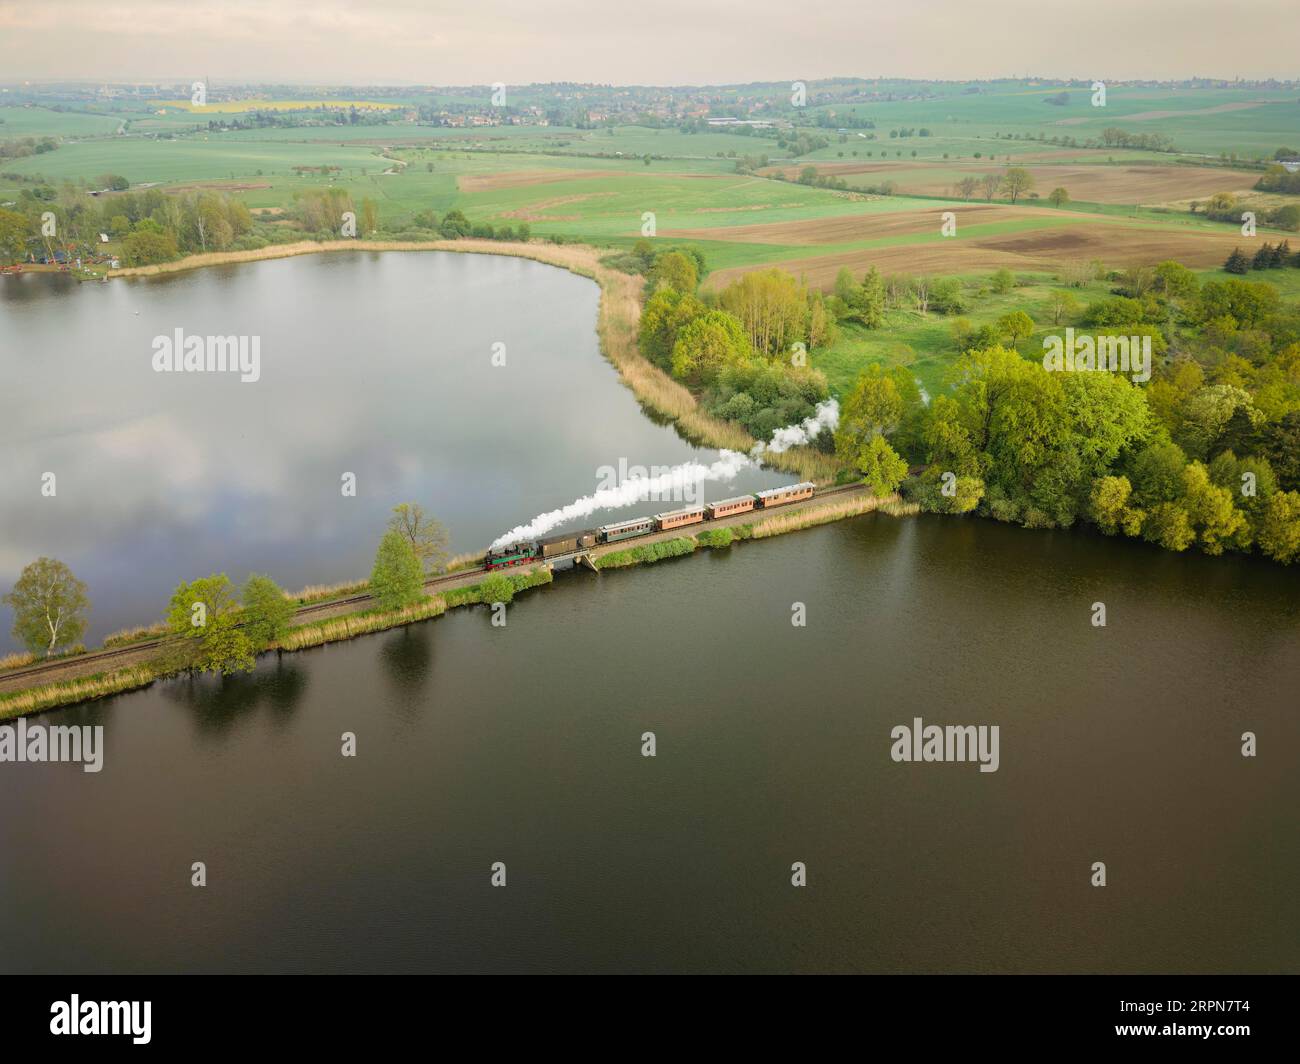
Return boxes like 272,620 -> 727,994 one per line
4,558 -> 90,657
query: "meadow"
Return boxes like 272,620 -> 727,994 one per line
4,79 -> 1298,410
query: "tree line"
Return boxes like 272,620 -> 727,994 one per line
3,503 -> 455,671
0,184 -> 256,266
831,262 -> 1300,563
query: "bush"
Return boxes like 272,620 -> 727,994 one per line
696,528 -> 735,548
596,538 -> 696,569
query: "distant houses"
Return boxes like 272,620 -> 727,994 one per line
705,117 -> 774,129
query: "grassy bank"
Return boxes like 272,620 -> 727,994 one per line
0,644 -> 89,675
274,596 -> 449,652
594,491 -> 909,569
595,537 -> 698,569
0,665 -> 162,719
442,566 -> 554,606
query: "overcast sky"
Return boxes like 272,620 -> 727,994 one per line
1,0 -> 1295,86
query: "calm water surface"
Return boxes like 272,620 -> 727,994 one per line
1,255 -> 1297,973
0,252 -> 787,649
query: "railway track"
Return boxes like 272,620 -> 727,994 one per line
0,483 -> 864,689
0,564 -> 490,687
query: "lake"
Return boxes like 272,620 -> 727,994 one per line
0,251 -> 788,649
1,252 -> 1297,973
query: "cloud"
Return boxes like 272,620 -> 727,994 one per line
0,0 -> 1295,82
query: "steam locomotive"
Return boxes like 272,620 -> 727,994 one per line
485,482 -> 815,570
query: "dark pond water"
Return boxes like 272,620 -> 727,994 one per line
1,253 -> 1297,973
1,515 -> 1297,973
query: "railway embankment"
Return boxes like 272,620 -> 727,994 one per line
0,486 -> 908,718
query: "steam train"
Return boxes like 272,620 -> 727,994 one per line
485,482 -> 816,570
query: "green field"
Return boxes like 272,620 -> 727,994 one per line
5,78 -> 1299,407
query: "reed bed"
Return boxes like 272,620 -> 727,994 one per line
879,499 -> 922,517
102,623 -> 169,647
750,494 -> 898,539
0,665 -> 159,718
0,645 -> 87,670
288,579 -> 369,605
442,551 -> 483,573
0,650 -> 36,672
274,596 -> 448,652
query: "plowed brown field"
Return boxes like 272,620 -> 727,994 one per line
663,204 -> 1057,245
704,223 -> 1254,292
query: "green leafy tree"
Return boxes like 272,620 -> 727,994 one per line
121,229 -> 179,266
360,198 -> 379,236
1194,278 -> 1278,328
1208,451 -> 1276,520
0,208 -> 31,264
632,238 -> 655,271
1047,186 -> 1070,207
851,435 -> 909,496
639,288 -> 706,369
1142,502 -> 1195,551
437,209 -> 471,239
718,268 -> 812,353
1255,490 -> 1300,563
990,268 -> 1015,294
1154,260 -> 1200,301
1089,476 -> 1145,536
1130,441 -> 1189,506
1260,412 -> 1300,490
1182,461 -> 1251,555
650,250 -> 698,294
909,467 -> 984,513
370,530 -> 424,610
166,574 -> 255,675
241,574 -> 295,648
836,366 -> 904,459
669,310 -> 749,385
1062,373 -> 1151,481
1177,385 -> 1260,460
834,266 -> 886,327
923,394 -> 981,476
3,558 -> 89,657
995,310 -> 1035,347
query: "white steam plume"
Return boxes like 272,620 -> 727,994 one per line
750,398 -> 839,456
488,399 -> 839,550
